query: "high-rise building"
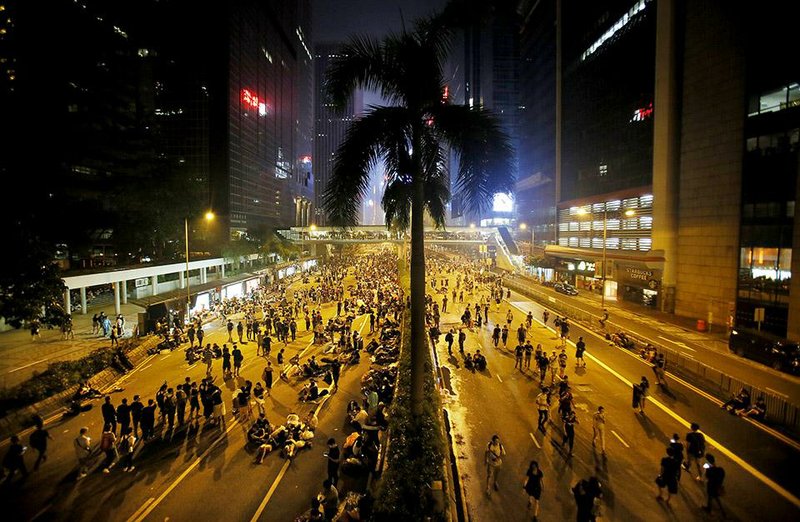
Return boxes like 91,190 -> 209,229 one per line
0,0 -> 313,262
517,0 -> 800,339
313,42 -> 363,226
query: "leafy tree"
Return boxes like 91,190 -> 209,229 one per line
323,18 -> 514,416
0,223 -> 67,328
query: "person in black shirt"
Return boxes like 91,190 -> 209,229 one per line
101,396 -> 117,435
703,454 -> 726,514
325,438 -> 341,486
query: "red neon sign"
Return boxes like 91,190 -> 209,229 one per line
241,88 -> 259,109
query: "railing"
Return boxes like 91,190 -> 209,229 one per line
500,272 -> 800,435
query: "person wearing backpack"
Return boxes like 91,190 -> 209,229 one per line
484,434 -> 506,495
684,422 -> 706,480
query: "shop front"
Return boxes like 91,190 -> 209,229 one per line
615,264 -> 662,308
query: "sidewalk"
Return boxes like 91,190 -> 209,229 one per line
0,302 -> 144,389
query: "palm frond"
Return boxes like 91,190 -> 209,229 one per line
432,104 -> 515,214
382,178 -> 412,231
322,106 -> 412,226
325,35 -> 405,112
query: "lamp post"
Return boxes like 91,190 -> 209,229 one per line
185,211 -> 215,322
519,222 -> 534,257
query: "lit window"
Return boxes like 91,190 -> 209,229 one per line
599,164 -> 608,176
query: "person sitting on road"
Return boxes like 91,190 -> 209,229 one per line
721,387 -> 751,413
737,395 -> 766,421
473,350 -> 487,371
464,352 -> 474,371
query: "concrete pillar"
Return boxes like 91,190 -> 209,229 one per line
179,270 -> 185,289
80,287 -> 87,314
201,267 -> 207,283
64,288 -> 71,316
221,263 -> 226,279
652,0 -> 680,314
151,275 -> 158,297
113,282 -> 121,315
120,280 -> 128,304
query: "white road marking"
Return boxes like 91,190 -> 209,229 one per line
127,421 -> 239,522
8,358 -> 51,373
124,497 -> 155,522
657,336 -> 695,351
611,430 -> 630,448
249,460 -> 291,522
496,374 -> 503,383
529,432 -> 541,449
139,364 -> 152,372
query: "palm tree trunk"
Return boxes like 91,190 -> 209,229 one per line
410,169 -> 427,418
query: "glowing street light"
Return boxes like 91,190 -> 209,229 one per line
185,210 -> 215,321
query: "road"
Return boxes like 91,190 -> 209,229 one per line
0,268 -> 380,522
430,262 -> 799,521
506,274 -> 800,402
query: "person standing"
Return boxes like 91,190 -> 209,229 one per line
445,329 -> 455,355
524,341 -> 533,370
575,337 -> 587,368
118,430 -> 136,473
101,396 -> 117,435
175,387 -> 187,427
74,427 -> 92,479
100,424 -> 117,474
703,453 -> 726,514
116,398 -> 131,435
592,406 -> 606,455
196,327 -> 205,348
29,418 -> 52,471
514,344 -> 524,370
325,438 -> 341,487
130,395 -> 143,437
536,389 -> 550,433
501,325 -> 509,347
523,460 -> 543,521
232,345 -> 244,377
458,329 -> 466,353
237,321 -> 244,343
561,410 -> 578,456
684,422 -> 706,480
226,320 -> 234,342
141,400 -> 156,440
484,434 -> 506,494
262,361 -> 274,396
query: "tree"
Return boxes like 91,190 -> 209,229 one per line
0,222 -> 67,328
322,19 -> 514,416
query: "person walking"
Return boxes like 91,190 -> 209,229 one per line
575,337 -> 586,368
683,422 -> 706,481
524,341 -> 533,370
514,343 -> 524,370
592,406 -> 606,455
536,388 -> 550,433
29,417 -> 52,471
703,453 -> 726,515
74,427 -> 92,479
656,447 -> 681,504
492,325 -> 501,348
2,435 -> 28,482
501,325 -> 509,347
196,327 -> 204,348
485,434 -> 506,494
561,410 -> 578,456
542,309 -> 549,326
523,460 -> 544,521
558,348 -> 568,379
325,438 -> 341,487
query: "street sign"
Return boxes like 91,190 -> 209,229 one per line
754,307 -> 765,331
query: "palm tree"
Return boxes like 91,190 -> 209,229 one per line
323,20 -> 514,416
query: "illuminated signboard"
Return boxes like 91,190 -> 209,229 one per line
492,193 -> 514,213
631,102 -> 653,122
241,89 -> 270,116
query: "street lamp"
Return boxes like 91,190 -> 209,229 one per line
186,211 -> 215,322
519,222 -> 534,257
576,206 -> 635,309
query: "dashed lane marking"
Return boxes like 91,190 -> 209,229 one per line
611,430 -> 630,448
496,374 -> 503,383
529,432 -> 541,449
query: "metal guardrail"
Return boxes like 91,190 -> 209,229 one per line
501,273 -> 800,435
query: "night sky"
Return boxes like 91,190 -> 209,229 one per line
313,0 -> 448,42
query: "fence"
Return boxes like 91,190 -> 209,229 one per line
501,272 -> 800,435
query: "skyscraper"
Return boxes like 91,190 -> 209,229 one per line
313,42 -> 363,226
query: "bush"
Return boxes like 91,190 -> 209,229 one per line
373,309 -> 446,521
0,347 -> 116,416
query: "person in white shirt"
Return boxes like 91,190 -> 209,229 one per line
592,406 -> 606,455
73,427 -> 92,478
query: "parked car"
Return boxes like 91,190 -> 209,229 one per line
728,328 -> 800,374
554,282 -> 579,296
